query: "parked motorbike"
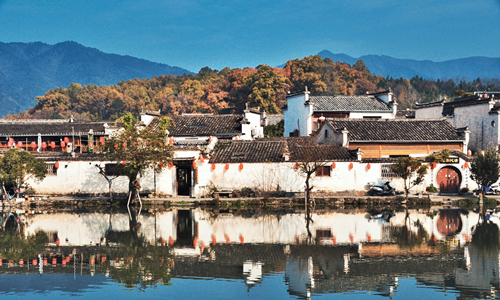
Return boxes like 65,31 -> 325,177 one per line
367,180 -> 395,196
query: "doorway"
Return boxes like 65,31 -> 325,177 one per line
176,166 -> 192,196
436,167 -> 461,193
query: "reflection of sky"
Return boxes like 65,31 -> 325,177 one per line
0,273 -> 109,296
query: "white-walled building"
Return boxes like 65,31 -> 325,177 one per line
283,88 -> 396,137
415,92 -> 500,152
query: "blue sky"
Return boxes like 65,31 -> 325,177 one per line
0,0 -> 499,73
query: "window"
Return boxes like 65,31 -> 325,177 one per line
381,164 -> 398,178
324,130 -> 329,138
316,229 -> 332,238
492,121 -> 496,127
316,166 -> 331,177
46,164 -> 57,176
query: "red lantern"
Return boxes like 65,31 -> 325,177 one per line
7,141 -> 12,147
294,163 -> 299,169
99,136 -> 105,143
168,161 -> 174,169
431,162 -> 437,169
64,137 -> 69,143
464,162 -> 469,168
239,163 -> 244,171
211,164 -> 216,171
159,162 -> 164,168
239,235 -> 244,244
60,141 -> 66,148
114,144 -> 118,148
366,163 -> 371,170
17,141 -> 22,148
225,164 -> 229,171
123,142 -> 127,148
467,150 -> 472,156
55,162 -> 59,169
56,238 -> 60,246
133,141 -> 137,147
349,162 -> 354,170
192,161 -> 197,169
89,142 -> 94,148
121,161 -> 126,166
331,162 -> 336,169
169,139 -> 173,145
200,156 -> 205,163
51,142 -> 56,148
31,142 -> 36,149
42,142 -> 47,149
9,137 -> 13,143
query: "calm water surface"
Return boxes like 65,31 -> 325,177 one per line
0,206 -> 498,299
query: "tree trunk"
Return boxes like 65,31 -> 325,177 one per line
128,172 -> 140,205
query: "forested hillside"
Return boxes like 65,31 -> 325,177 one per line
0,41 -> 190,116
8,55 -> 500,121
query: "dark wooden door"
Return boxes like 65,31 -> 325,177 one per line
436,167 -> 460,193
176,167 -> 191,196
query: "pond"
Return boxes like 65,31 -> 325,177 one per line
0,206 -> 498,299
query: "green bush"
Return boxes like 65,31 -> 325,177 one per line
426,184 -> 438,193
460,187 -> 470,193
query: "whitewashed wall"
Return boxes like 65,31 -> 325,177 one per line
26,156 -> 477,197
452,102 -> 499,151
283,93 -> 313,137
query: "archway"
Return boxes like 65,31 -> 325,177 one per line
436,166 -> 461,193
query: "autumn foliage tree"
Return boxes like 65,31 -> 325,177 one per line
103,113 -> 174,202
390,157 -> 428,202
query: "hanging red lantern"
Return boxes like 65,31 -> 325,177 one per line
17,141 -> 22,148
224,164 -> 229,171
55,162 -> 59,169
467,150 -> 472,156
64,137 -> 69,143
349,162 -> 354,170
56,238 -> 60,246
169,139 -> 173,145
200,156 -> 205,163
239,163 -> 244,171
239,235 -> 244,244
114,144 -> 118,148
159,162 -> 164,168
212,235 -> 217,245
89,142 -> 94,148
133,141 -> 137,147
366,163 -> 371,170
9,137 -> 14,143
331,162 -> 336,169
464,162 -> 469,168
99,136 -> 105,143
294,163 -> 299,169
211,164 -> 216,171
123,142 -> 127,148
121,161 -> 126,166
192,161 -> 197,169
168,161 -> 173,169
7,141 -> 12,147
431,162 -> 437,169
31,142 -> 36,149
60,141 -> 66,148
42,142 -> 47,149
50,142 -> 56,148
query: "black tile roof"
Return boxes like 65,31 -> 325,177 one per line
0,120 -> 109,136
169,115 -> 242,137
311,95 -> 392,112
326,119 -> 464,142
209,137 -> 357,163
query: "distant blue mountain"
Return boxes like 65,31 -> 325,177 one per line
318,50 -> 500,80
0,41 -> 192,116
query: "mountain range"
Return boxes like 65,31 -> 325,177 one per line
0,41 -> 191,116
318,50 -> 500,81
0,41 -> 499,117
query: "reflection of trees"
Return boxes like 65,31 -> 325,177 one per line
103,208 -> 172,290
0,230 -> 48,261
391,221 -> 429,249
471,222 -> 499,257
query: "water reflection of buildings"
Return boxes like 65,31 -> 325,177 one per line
1,208 -> 499,298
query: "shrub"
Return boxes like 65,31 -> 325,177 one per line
426,184 -> 438,193
460,187 -> 470,193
